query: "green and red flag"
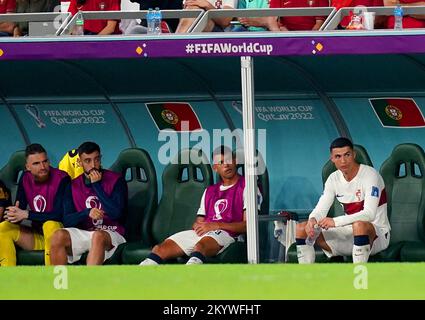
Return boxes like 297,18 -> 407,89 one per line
370,98 -> 425,128
146,102 -> 202,132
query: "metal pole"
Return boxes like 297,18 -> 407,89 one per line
241,56 -> 259,264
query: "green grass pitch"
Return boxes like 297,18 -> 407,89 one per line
1,263 -> 424,300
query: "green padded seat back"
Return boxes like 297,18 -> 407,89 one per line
110,148 -> 158,245
151,148 -> 213,244
321,144 -> 373,218
379,143 -> 425,244
0,150 -> 26,200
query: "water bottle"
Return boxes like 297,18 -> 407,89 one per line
73,10 -> 84,36
305,224 -> 321,246
154,7 -> 162,35
394,4 -> 403,30
147,8 -> 154,34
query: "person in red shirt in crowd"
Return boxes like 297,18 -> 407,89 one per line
68,0 -> 121,35
0,0 -> 16,36
384,0 -> 425,28
331,0 -> 386,29
269,0 -> 330,31
235,0 -> 329,32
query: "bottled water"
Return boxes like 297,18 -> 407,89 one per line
73,10 -> 84,36
147,8 -> 154,34
154,7 -> 162,35
394,5 -> 403,30
305,224 -> 321,246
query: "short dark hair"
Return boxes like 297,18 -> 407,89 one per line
25,143 -> 46,159
212,145 -> 235,163
78,141 -> 100,156
330,137 -> 353,152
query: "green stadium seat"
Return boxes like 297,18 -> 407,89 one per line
379,143 -> 425,262
121,148 -> 213,264
286,144 -> 373,263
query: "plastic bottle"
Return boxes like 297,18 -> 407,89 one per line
73,10 -> 84,36
154,7 -> 162,35
147,8 -> 154,34
394,4 -> 403,30
305,224 -> 321,246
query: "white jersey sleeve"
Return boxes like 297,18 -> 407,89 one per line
309,176 -> 336,222
196,190 -> 207,216
333,169 -> 384,227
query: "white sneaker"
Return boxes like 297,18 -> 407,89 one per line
139,258 -> 158,266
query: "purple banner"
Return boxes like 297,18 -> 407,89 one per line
0,34 -> 425,60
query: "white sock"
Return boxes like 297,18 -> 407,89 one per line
352,244 -> 371,263
186,256 -> 204,265
139,258 -> 159,266
296,245 -> 315,264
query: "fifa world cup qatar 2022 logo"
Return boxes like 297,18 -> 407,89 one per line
33,195 -> 47,212
213,199 -> 228,220
85,196 -> 103,226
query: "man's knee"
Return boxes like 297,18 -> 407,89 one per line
51,229 -> 71,247
352,221 -> 373,234
296,222 -> 308,238
0,221 -> 19,237
91,230 -> 110,247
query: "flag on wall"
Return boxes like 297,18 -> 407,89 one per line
370,98 -> 425,128
145,102 -> 202,132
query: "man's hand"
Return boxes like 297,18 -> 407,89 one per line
192,221 -> 219,236
89,208 -> 104,220
88,169 -> 102,184
5,201 -> 29,224
184,0 -> 213,10
318,217 -> 335,230
305,218 -> 318,238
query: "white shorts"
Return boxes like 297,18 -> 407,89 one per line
63,227 -> 126,264
321,224 -> 390,258
168,229 -> 236,256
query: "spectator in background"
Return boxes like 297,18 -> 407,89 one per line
228,0 -> 271,32
176,0 -> 237,33
0,0 -> 16,36
68,0 -> 121,35
14,0 -> 59,36
270,0 -> 329,31
384,0 -> 425,28
331,0 -> 386,29
0,180 -> 11,221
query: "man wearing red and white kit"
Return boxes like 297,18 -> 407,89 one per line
384,0 -> 425,28
0,0 -> 16,36
269,0 -> 329,31
68,0 -> 121,35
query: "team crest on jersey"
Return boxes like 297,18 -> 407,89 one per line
385,105 -> 403,121
85,196 -> 102,209
371,186 -> 379,197
33,195 -> 47,212
161,109 -> 179,125
355,189 -> 362,202
214,199 -> 228,220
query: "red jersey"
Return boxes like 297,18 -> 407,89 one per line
270,0 -> 329,31
0,0 -> 16,13
68,0 -> 121,34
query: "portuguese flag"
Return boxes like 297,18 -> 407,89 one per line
146,102 -> 202,132
370,98 -> 425,128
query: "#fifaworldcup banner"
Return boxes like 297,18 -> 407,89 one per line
369,98 -> 425,128
145,102 -> 202,132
